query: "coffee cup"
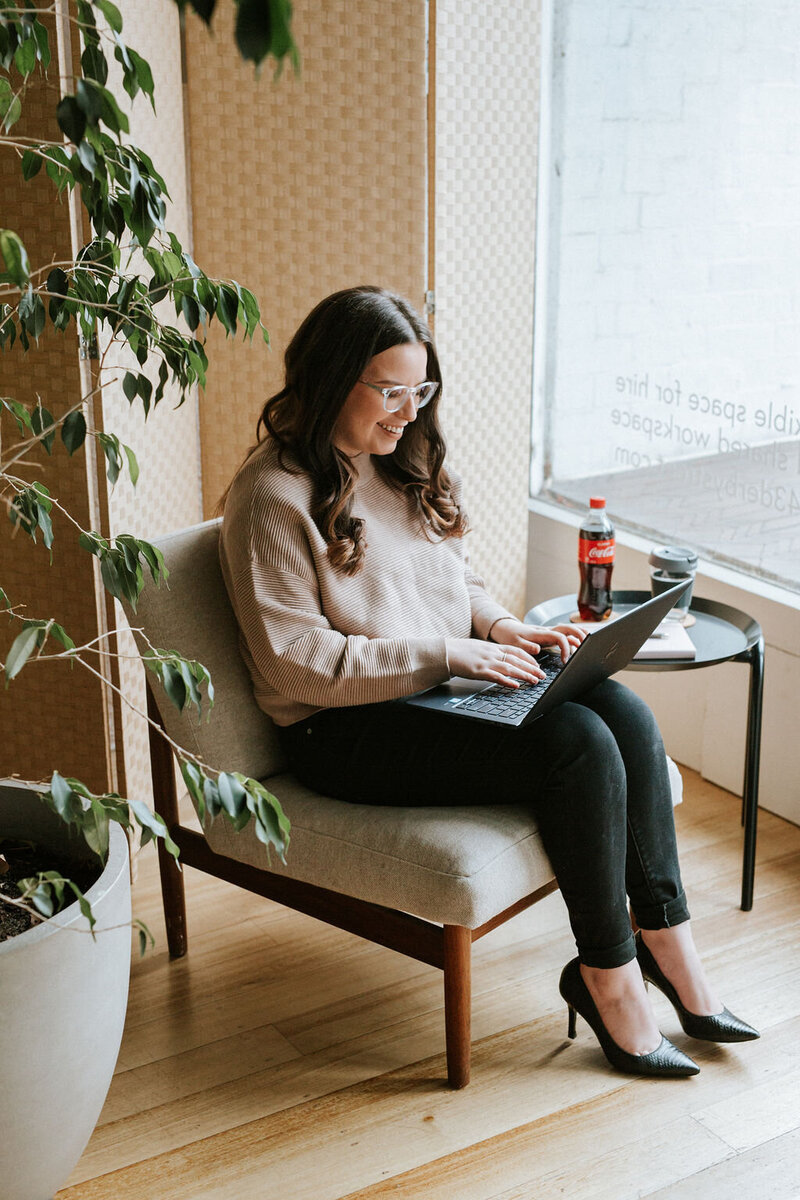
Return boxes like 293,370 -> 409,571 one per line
648,546 -> 698,620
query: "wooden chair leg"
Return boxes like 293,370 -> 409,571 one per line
443,925 -> 472,1089
146,685 -> 188,958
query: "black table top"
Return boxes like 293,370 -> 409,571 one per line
524,590 -> 762,672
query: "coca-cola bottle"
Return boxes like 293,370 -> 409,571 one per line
578,497 -> 615,621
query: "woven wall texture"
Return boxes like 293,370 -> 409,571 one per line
184,0 -> 429,512
434,0 -> 541,616
0,14 -> 108,789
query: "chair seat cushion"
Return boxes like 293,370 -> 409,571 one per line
200,759 -> 683,930
203,774 -> 555,929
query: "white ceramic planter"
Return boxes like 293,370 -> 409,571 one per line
0,782 -> 131,1200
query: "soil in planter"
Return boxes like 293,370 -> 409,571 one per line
0,838 -> 101,943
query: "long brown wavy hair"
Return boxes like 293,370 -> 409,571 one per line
223,286 -> 468,574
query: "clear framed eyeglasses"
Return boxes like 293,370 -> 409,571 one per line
359,379 -> 440,413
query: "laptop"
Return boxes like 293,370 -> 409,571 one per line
403,581 -> 690,728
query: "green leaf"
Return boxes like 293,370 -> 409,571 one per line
203,776 -> 222,820
50,623 -> 76,652
235,0 -> 273,67
32,18 -> 51,69
217,285 -> 239,335
61,409 -> 87,454
1,396 -> 34,434
180,759 -> 206,821
46,266 -> 69,298
122,370 -> 139,403
186,0 -> 217,22
130,799 -> 180,859
79,530 -> 107,556
95,0 -> 123,34
123,442 -> 139,486
56,95 -> 87,145
128,48 -> 154,101
21,149 -> 42,180
68,882 -> 97,934
77,138 -> 98,176
98,432 -> 122,486
217,772 -> 247,819
100,551 -> 125,601
13,33 -> 37,77
161,662 -> 187,711
49,771 -> 79,821
97,83 -> 130,136
138,540 -> 168,584
76,1 -> 100,47
83,799 -> 110,860
181,292 -> 200,331
28,880 -> 55,918
4,624 -> 41,682
0,78 -> 21,132
0,229 -> 30,287
81,43 -> 108,85
31,402 -> 56,453
18,290 -> 46,341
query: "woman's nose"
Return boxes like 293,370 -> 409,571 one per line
396,393 -> 418,422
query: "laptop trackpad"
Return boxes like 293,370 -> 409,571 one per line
407,676 -> 492,708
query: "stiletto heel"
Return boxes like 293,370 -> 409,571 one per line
635,934 -> 760,1043
567,1003 -> 577,1040
558,958 -> 700,1078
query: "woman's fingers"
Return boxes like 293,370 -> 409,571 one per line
495,646 -> 546,686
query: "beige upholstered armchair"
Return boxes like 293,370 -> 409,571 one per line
129,518 -> 681,1089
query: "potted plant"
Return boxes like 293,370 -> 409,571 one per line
0,4 -> 295,1197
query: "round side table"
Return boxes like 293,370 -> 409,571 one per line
524,591 -> 764,911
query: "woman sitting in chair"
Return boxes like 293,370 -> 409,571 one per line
219,285 -> 758,1078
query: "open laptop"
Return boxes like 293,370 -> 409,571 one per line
403,581 -> 690,728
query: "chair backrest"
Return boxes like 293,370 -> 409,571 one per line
126,518 -> 287,782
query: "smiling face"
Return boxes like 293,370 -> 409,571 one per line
332,341 -> 430,458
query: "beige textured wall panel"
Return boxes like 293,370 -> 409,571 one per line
105,1 -> 204,811
0,18 -> 108,789
184,0 -> 428,512
435,1 -> 540,616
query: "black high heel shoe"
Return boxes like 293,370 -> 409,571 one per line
636,933 -> 760,1043
558,958 -> 700,1077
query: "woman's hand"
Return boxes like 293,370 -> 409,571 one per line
489,617 -> 587,663
444,637 -> 547,689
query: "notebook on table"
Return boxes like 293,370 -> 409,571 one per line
569,612 -> 697,661
402,581 -> 690,729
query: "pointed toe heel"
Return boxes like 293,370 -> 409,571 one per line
558,958 -> 700,1078
635,934 -> 760,1043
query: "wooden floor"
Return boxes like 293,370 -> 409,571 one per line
59,770 -> 800,1200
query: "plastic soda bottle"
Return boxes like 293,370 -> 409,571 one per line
578,497 -> 615,621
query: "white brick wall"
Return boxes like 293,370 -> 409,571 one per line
539,0 -> 800,481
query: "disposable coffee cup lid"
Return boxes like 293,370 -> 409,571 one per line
648,545 -> 698,572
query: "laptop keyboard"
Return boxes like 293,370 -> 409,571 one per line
457,656 -> 564,720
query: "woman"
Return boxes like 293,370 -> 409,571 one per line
220,285 -> 758,1077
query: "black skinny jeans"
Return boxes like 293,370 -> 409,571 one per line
279,679 -> 690,968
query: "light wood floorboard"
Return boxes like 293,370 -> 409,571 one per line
57,769 -> 800,1199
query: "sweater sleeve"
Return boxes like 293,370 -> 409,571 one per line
222,481 -> 450,712
231,559 -> 449,709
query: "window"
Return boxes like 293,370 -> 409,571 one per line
533,0 -> 800,593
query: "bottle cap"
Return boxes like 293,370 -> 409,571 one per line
648,546 -> 698,573
589,496 -> 606,508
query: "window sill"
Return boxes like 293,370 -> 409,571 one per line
528,495 -> 800,617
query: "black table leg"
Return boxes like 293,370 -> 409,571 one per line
739,636 -> 764,911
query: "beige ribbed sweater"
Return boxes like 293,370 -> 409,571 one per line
219,440 -> 514,726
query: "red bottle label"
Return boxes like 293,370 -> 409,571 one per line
578,537 -> 615,564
